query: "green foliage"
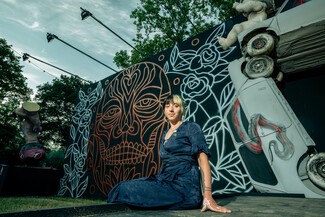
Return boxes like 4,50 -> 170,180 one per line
44,148 -> 66,169
0,38 -> 32,165
209,0 -> 238,23
0,38 -> 32,102
113,50 -> 132,69
35,75 -> 88,150
114,0 -> 237,69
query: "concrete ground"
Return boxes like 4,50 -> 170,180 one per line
90,195 -> 325,217
1,194 -> 324,217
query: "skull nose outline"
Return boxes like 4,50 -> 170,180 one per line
119,111 -> 134,134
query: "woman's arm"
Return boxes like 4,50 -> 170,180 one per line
197,152 -> 231,213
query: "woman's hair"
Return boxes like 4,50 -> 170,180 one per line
162,94 -> 186,115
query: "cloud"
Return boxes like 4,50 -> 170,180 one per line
1,0 -> 140,90
30,21 -> 40,29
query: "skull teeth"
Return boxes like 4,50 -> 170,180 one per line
106,142 -> 147,165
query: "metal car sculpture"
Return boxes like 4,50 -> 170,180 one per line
223,0 -> 325,198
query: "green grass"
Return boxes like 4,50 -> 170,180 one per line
0,196 -> 106,213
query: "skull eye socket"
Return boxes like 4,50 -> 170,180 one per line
134,94 -> 159,118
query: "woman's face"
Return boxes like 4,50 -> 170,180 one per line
164,101 -> 182,123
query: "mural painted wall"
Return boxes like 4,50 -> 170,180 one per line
58,0 -> 299,199
57,19 -> 252,199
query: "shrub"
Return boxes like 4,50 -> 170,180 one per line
44,149 -> 65,169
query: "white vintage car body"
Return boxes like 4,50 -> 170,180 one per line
225,0 -> 325,198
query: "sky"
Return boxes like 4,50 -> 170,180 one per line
0,0 -> 140,92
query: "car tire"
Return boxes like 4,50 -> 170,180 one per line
244,55 -> 274,78
247,33 -> 275,57
307,152 -> 325,189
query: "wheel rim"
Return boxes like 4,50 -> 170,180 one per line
252,38 -> 268,50
307,152 -> 325,189
245,55 -> 274,78
247,33 -> 275,57
315,159 -> 325,179
249,58 -> 268,73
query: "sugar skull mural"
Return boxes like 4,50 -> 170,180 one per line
87,62 -> 171,196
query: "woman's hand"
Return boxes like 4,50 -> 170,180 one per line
201,196 -> 231,213
197,153 -> 231,213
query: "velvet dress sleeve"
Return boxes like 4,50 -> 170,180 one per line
187,122 -> 211,157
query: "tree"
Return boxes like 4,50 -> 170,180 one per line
0,38 -> 32,102
35,75 -> 88,150
209,0 -> 238,23
113,0 -> 237,69
0,38 -> 33,165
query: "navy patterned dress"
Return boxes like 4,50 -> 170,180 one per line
107,121 -> 211,210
